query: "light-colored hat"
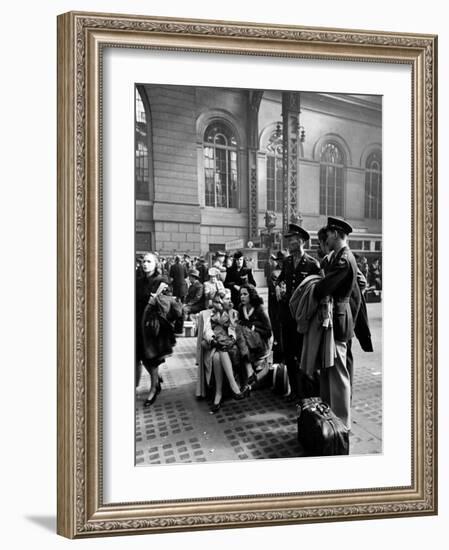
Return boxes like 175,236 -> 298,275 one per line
208,267 -> 220,277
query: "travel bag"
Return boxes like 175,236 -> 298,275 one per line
297,397 -> 349,456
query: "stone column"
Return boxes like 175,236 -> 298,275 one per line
247,91 -> 263,242
282,91 -> 301,232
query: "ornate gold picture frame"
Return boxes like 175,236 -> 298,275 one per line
57,11 -> 437,538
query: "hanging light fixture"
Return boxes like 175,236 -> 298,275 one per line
275,120 -> 282,138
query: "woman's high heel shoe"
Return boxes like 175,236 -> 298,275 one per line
144,392 -> 158,407
231,388 -> 249,400
210,400 -> 222,413
144,380 -> 162,407
246,373 -> 257,386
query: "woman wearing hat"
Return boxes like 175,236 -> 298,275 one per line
183,268 -> 205,317
203,267 -> 225,308
224,251 -> 256,307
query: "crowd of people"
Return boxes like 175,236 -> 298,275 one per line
136,216 -> 375,435
135,249 -> 265,411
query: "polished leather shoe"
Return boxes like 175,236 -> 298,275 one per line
210,401 -> 222,413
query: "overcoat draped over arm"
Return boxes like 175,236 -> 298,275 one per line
289,275 -> 336,378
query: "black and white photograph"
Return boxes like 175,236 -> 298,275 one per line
1,0 -> 443,544
134,84 -> 383,465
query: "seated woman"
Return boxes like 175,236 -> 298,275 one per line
136,252 -> 183,407
203,267 -> 225,308
203,290 -> 248,413
235,284 -> 272,389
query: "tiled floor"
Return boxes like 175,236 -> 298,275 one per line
136,303 -> 382,465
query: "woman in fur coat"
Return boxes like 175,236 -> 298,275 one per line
136,252 -> 182,407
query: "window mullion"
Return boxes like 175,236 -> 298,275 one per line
214,145 -> 217,209
225,148 -> 228,209
334,165 -> 337,216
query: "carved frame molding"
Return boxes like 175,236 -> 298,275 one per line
57,11 -> 437,538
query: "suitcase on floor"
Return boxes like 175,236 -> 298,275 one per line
297,397 -> 349,456
271,363 -> 290,396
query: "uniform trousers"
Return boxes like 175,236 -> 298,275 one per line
320,340 -> 351,430
280,308 -> 303,397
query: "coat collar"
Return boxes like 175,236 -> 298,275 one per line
331,245 -> 348,264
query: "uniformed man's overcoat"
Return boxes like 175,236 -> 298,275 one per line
314,245 -> 358,342
277,253 -> 321,306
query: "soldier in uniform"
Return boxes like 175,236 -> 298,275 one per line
275,223 -> 320,402
314,217 -> 358,430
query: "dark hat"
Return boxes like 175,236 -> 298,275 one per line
284,223 -> 310,241
215,250 -> 226,257
188,268 -> 200,278
326,216 -> 353,235
276,249 -> 289,260
233,250 -> 243,259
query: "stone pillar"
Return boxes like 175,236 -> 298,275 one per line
282,91 -> 301,232
247,91 -> 263,242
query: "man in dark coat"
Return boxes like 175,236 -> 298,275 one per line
169,255 -> 188,300
224,251 -> 257,307
268,250 -> 288,359
183,268 -> 205,316
275,224 -> 320,402
314,217 -> 359,430
196,257 -> 209,284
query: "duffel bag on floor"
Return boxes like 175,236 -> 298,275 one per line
297,397 -> 349,456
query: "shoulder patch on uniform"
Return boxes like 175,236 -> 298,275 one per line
336,254 -> 349,267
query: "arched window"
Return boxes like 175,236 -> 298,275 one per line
319,142 -> 345,216
135,87 -> 151,200
365,151 -> 382,219
266,129 -> 284,212
203,121 -> 238,208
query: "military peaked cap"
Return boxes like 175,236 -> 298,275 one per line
284,223 -> 310,241
326,216 -> 353,235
